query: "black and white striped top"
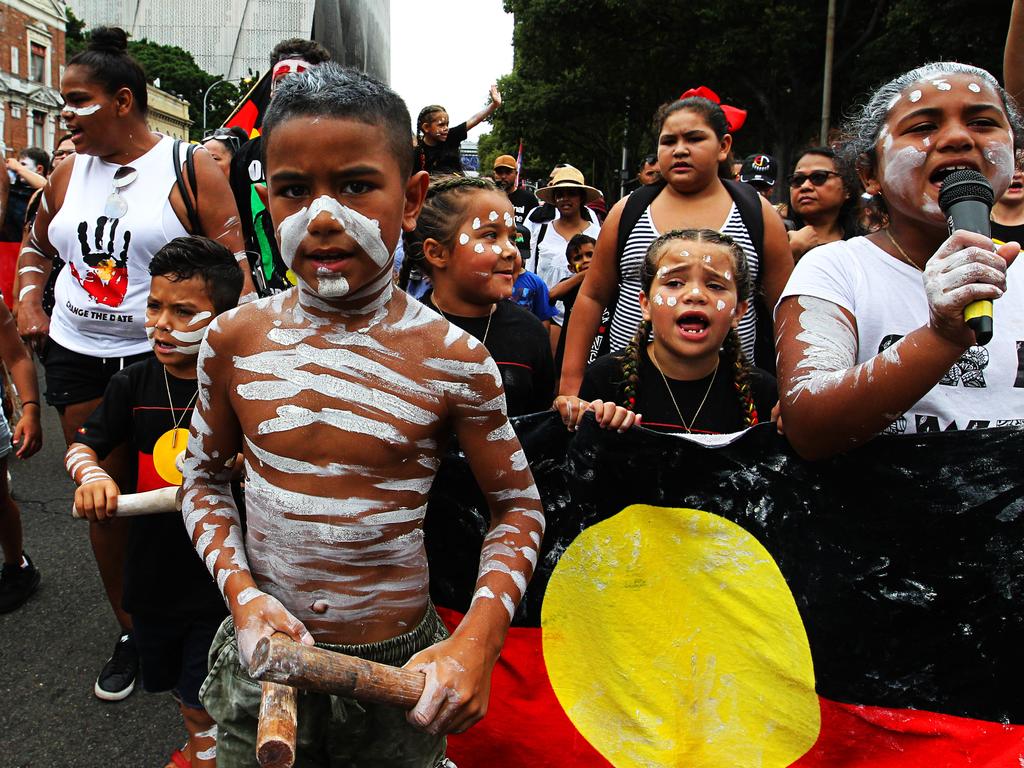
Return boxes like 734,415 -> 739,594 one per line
607,205 -> 760,358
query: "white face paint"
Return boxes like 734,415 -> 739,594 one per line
983,142 -> 1015,194
62,103 -> 101,116
888,93 -> 902,110
653,292 -> 664,306
459,233 -> 470,245
690,288 -> 700,295
702,254 -> 712,263
932,79 -> 951,91
724,271 -> 732,281
488,210 -> 499,222
491,244 -> 502,255
472,217 -> 482,230
474,243 -> 485,254
666,296 -> 678,307
909,90 -> 922,103
276,195 -> 391,298
968,82 -> 982,93
503,212 -> 513,227
189,311 -> 213,327
716,299 -> 726,311
879,145 -> 930,214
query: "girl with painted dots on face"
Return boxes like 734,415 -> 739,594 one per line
403,177 -> 555,416
776,63 -> 1024,460
578,228 -> 777,435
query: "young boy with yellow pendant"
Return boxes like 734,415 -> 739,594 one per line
66,236 -> 244,768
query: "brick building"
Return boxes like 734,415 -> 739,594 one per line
0,0 -> 67,155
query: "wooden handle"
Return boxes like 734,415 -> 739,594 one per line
256,659 -> 298,768
72,486 -> 179,519
250,633 -> 426,708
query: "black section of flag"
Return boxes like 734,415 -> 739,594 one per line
425,413 -> 1024,724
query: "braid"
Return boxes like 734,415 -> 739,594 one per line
619,318 -> 650,410
403,175 -> 501,284
722,327 -> 758,427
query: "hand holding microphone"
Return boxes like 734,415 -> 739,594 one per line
936,170 -> 1012,345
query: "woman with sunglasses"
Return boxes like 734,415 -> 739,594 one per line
787,146 -> 863,261
201,126 -> 248,179
15,26 -> 254,705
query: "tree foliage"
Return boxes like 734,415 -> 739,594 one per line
64,9 -> 247,140
487,0 -> 1011,202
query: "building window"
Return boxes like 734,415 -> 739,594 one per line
10,104 -> 22,119
32,112 -> 45,147
10,46 -> 19,76
29,43 -> 46,84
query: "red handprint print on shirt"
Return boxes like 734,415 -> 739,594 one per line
70,217 -> 131,307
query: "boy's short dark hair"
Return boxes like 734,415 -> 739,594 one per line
149,236 -> 244,315
566,233 -> 596,261
270,38 -> 332,67
262,62 -> 414,178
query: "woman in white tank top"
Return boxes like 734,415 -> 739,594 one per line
14,27 -> 253,710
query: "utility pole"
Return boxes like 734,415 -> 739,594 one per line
820,0 -> 837,145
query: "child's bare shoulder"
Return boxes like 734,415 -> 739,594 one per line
206,291 -> 296,350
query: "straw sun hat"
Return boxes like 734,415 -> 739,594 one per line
536,167 -> 602,204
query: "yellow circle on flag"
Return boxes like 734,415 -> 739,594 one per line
152,428 -> 189,485
541,504 -> 820,766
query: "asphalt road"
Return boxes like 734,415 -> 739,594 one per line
0,390 -> 180,767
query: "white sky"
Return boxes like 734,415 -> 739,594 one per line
390,1 -> 514,142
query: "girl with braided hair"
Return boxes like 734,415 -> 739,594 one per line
403,175 -> 555,416
578,228 -> 777,434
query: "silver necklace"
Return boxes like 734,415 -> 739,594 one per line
163,366 -> 200,449
651,348 -> 718,433
432,296 -> 494,345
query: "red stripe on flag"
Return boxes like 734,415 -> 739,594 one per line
437,607 -> 610,767
794,697 -> 1024,766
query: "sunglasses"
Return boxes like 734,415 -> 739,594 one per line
103,166 -> 138,219
203,132 -> 242,153
789,170 -> 841,188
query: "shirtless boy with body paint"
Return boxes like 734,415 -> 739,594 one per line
182,64 -> 544,766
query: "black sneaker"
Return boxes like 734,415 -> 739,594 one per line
0,553 -> 40,613
94,632 -> 138,701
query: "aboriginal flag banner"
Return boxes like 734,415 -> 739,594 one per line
425,413 -> 1024,766
223,70 -> 272,137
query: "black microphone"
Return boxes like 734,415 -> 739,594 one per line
938,169 -> 996,345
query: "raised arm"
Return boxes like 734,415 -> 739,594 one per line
180,319 -> 312,668
1006,0 -> 1024,104
464,85 -> 502,131
558,199 -> 625,395
776,231 -> 1017,460
405,347 -> 544,736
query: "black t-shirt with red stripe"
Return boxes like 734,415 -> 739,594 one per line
424,295 -> 555,417
579,349 -> 778,434
76,357 -> 226,618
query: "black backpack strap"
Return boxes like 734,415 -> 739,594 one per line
615,180 -> 666,282
532,223 -> 549,272
722,179 -> 764,285
172,139 -> 202,235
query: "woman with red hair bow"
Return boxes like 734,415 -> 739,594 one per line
559,90 -> 793,396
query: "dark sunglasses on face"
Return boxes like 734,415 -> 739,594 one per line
789,170 -> 841,188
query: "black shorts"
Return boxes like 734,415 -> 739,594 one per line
41,338 -> 152,409
132,611 -> 224,709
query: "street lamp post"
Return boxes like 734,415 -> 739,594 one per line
202,78 -> 241,136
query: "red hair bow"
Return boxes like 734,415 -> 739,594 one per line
679,86 -> 747,133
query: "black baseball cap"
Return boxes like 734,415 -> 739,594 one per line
739,154 -> 777,186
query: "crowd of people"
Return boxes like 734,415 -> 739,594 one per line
0,8 -> 1023,765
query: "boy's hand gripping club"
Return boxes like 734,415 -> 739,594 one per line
251,633 -> 427,767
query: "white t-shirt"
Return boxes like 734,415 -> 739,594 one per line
780,235 -> 1024,434
526,209 -> 601,325
48,136 -> 188,357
